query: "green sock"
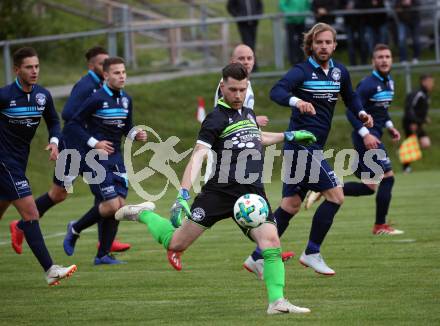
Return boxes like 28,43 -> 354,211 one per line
139,211 -> 175,249
262,247 -> 285,303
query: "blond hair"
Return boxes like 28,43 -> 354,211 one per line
303,23 -> 337,57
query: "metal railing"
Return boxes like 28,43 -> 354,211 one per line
1,4 -> 440,92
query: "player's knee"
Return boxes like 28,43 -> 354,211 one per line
327,193 -> 344,205
367,184 -> 377,193
49,189 -> 68,203
100,200 -> 122,217
334,194 -> 344,205
323,187 -> 344,205
281,197 -> 301,215
258,231 -> 280,249
21,208 -> 40,221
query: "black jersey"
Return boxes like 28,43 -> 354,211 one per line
197,99 -> 263,191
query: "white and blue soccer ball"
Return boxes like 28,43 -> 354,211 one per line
233,194 -> 269,229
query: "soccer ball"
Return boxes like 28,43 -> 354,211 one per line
233,194 -> 269,229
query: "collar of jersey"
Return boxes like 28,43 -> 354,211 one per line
308,56 -> 334,69
15,78 -> 33,92
372,70 -> 391,82
88,70 -> 102,84
217,98 -> 232,109
103,83 -> 124,97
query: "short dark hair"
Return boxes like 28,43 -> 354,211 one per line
222,62 -> 248,81
103,57 -> 125,72
85,46 -> 108,62
373,43 -> 391,55
420,73 -> 433,82
13,47 -> 38,67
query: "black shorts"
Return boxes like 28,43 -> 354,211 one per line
189,185 -> 275,240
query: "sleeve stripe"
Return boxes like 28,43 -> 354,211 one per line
196,140 -> 212,148
411,91 -> 423,108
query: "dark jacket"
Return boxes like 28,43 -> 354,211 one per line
394,0 -> 420,24
358,0 -> 388,25
311,0 -> 338,25
404,86 -> 429,125
227,0 -> 263,17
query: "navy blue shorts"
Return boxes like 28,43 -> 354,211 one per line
53,138 -> 87,188
0,160 -> 32,201
85,152 -> 128,202
281,142 -> 340,198
352,133 -> 392,179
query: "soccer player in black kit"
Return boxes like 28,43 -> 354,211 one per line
115,63 -> 317,314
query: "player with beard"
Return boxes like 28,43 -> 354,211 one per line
244,23 -> 373,277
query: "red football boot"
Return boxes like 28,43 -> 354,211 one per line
167,250 -> 182,271
97,240 -> 131,252
9,220 -> 24,254
281,251 -> 295,262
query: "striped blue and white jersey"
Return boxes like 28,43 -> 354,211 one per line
0,79 -> 60,166
347,70 -> 394,138
270,56 -> 364,147
63,84 -> 133,152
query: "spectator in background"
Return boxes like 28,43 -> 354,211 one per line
394,0 -> 421,63
312,0 -> 337,25
227,0 -> 263,55
340,0 -> 367,65
359,0 -> 389,59
279,0 -> 310,66
402,74 -> 434,172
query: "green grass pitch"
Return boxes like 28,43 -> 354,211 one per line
0,170 -> 439,325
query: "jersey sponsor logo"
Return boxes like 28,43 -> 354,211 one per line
331,67 -> 341,81
327,170 -> 341,187
102,119 -> 125,128
9,118 -> 40,127
191,207 -> 205,222
15,180 -> 29,191
121,97 -> 129,109
313,93 -> 338,102
35,93 -> 46,106
231,134 -> 258,149
101,185 -> 116,196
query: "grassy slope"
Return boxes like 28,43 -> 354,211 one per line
0,171 -> 439,325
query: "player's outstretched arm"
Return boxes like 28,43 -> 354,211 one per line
261,130 -> 316,146
170,143 -> 210,228
180,144 -> 209,191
